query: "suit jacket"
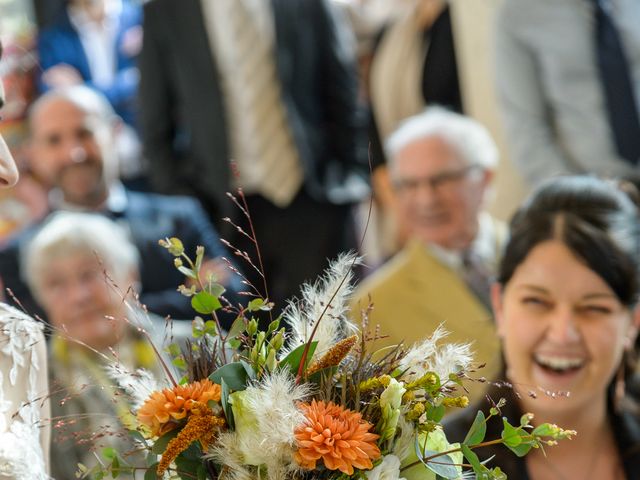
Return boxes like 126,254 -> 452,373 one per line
37,2 -> 142,126
350,238 -> 503,404
0,189 -> 242,325
140,0 -> 368,221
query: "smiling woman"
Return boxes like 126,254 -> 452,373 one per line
446,176 -> 640,480
0,40 -> 50,479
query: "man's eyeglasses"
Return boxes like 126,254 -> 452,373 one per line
392,164 -> 483,195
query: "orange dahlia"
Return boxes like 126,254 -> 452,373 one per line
294,400 -> 381,475
137,379 -> 221,437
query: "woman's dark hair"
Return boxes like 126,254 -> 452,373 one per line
499,176 -> 640,307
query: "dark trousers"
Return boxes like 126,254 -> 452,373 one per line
227,190 -> 357,319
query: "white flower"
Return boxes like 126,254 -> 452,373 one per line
399,325 -> 473,384
366,454 -> 406,480
281,253 -> 360,361
379,378 -> 406,441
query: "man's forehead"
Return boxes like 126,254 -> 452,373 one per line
393,136 -> 465,172
31,98 -> 97,133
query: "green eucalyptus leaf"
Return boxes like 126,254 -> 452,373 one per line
463,410 -> 486,446
209,362 -> 250,391
414,440 -> 459,480
191,291 -> 222,314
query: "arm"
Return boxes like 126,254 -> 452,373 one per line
494,5 -> 572,186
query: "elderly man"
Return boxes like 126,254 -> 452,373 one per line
352,108 -> 503,396
0,85 -> 242,324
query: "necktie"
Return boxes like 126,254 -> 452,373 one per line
592,0 -> 640,165
461,251 -> 492,312
226,0 -> 303,206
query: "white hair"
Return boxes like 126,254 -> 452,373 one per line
23,212 -> 139,301
385,107 -> 499,171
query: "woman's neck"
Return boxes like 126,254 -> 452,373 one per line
521,397 -> 622,480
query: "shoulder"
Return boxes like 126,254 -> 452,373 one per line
353,245 -> 419,300
126,191 -> 205,214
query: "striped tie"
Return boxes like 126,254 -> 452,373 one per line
227,0 -> 304,207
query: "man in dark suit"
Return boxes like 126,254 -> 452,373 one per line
139,0 -> 369,310
0,85 -> 242,324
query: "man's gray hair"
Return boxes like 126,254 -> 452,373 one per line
28,84 -> 118,128
385,107 -> 499,170
23,212 -> 139,301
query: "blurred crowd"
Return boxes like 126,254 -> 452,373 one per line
0,0 -> 639,477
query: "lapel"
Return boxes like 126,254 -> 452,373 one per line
61,10 -> 92,80
269,0 -> 293,90
176,0 -> 222,87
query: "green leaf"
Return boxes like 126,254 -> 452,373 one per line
209,361 -> 251,391
227,315 -> 246,339
144,467 -> 158,480
501,418 -> 532,457
205,282 -> 226,298
204,320 -> 218,336
172,356 -> 187,370
178,265 -> 197,279
191,291 -> 222,314
463,410 -> 487,446
197,465 -> 208,480
101,447 -> 116,461
247,298 -> 266,311
279,341 -> 318,374
414,439 -> 459,480
427,404 -> 446,423
532,423 -> 555,437
128,429 -> 147,444
111,456 -> 120,478
151,429 -> 179,454
220,377 -> 235,430
175,454 -> 203,479
461,444 -> 483,474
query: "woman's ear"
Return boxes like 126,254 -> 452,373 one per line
491,282 -> 505,337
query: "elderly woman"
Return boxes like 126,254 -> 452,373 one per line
23,211 -> 181,479
445,176 -> 640,479
0,41 -> 50,478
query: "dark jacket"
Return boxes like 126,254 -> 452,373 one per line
139,0 -> 368,221
37,1 -> 142,126
0,189 -> 242,325
444,384 -> 640,479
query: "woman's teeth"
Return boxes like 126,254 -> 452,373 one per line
534,354 -> 585,372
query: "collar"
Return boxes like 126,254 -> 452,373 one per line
49,181 -> 128,217
425,212 -> 501,274
68,0 -> 122,32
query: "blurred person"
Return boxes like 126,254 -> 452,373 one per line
0,40 -> 50,479
0,85 -> 243,324
359,0 -> 464,264
38,0 -> 143,128
446,176 -> 640,478
351,108 -> 505,401
495,0 -> 640,186
140,0 -> 369,312
23,212 -> 182,480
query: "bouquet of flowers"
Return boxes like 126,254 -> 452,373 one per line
84,237 -> 573,480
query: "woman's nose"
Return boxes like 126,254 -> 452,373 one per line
0,135 -> 18,187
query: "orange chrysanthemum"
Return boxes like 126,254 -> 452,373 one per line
137,379 -> 221,437
294,400 -> 381,475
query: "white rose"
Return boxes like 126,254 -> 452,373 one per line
366,454 -> 407,480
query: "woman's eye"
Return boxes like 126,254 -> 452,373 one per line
580,305 -> 612,315
522,297 -> 549,308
